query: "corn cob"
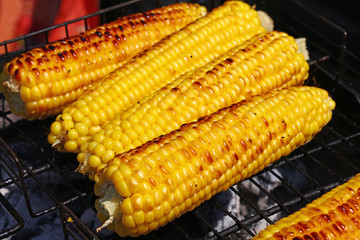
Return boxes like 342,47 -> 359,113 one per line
253,173 -> 360,240
47,1 -> 269,153
77,30 -> 310,177
93,86 -> 335,237
0,3 -> 207,120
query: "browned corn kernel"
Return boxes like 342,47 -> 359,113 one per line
94,86 -> 335,237
48,0 -> 268,153
0,3 -> 207,120
78,30 -> 310,177
253,173 -> 360,240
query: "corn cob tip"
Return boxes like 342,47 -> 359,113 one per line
0,72 -> 30,119
257,11 -> 274,31
295,38 -> 310,61
95,183 -> 124,234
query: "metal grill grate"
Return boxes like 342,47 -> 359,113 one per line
0,0 -> 359,239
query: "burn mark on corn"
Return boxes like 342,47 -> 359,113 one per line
80,36 -> 87,43
171,87 -> 180,93
303,235 -> 313,240
104,31 -> 111,38
69,49 -> 77,58
224,58 -> 235,65
14,69 -> 20,81
7,63 -> 14,72
320,214 -> 331,222
32,68 -> 40,77
140,20 -> 147,26
57,52 -> 65,61
48,45 -> 56,51
24,57 -> 34,66
149,176 -> 157,187
310,232 -> 321,240
95,31 -> 102,37
16,59 -> 23,68
93,42 -> 101,51
204,150 -> 213,164
129,21 -> 136,29
118,25 -> 124,32
67,40 -> 75,47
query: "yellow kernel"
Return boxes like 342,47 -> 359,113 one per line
87,141 -> 98,153
88,112 -> 100,126
121,197 -> 133,215
76,136 -> 88,147
111,169 -> 123,183
137,225 -> 149,235
110,129 -> 122,141
72,109 -> 84,122
74,123 -> 88,136
102,138 -> 113,150
62,120 -> 74,131
50,122 -> 62,135
130,193 -> 143,211
120,120 -> 131,130
162,201 -> 171,215
67,129 -> 78,140
115,179 -> 131,197
137,181 -> 152,195
154,205 -> 164,220
120,133 -> 131,147
64,140 -> 77,152
125,129 -> 138,141
144,211 -> 155,223
61,112 -> 72,121
47,134 -> 57,144
92,132 -> 105,143
112,140 -> 123,153
94,144 -> 106,158
119,164 -> 132,177
77,153 -> 86,163
89,126 -> 101,136
88,155 -> 101,168
148,221 -> 159,232
104,165 -> 118,180
133,211 -> 145,225
101,150 -> 115,163
122,215 -> 136,228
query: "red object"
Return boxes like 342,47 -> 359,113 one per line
0,0 -> 99,54
48,0 -> 99,42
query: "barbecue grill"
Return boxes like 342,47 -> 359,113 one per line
1,0 -> 359,239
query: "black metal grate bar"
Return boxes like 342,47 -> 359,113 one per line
0,192 -> 24,239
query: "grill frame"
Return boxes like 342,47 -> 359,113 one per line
0,0 -> 359,239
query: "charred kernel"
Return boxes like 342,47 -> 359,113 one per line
48,45 -> 56,50
95,31 -> 102,37
80,36 -> 87,42
67,40 -> 75,47
57,52 -> 65,61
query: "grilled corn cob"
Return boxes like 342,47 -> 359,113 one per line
48,1 -> 269,153
0,3 -> 207,120
253,173 -> 360,240
93,86 -> 335,237
77,30 -> 310,177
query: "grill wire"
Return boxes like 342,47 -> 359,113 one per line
0,0 -> 359,239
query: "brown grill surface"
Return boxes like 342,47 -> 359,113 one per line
1,0 -> 359,239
